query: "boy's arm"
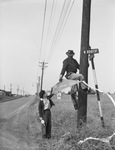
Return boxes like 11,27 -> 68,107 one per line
47,87 -> 54,99
38,100 -> 45,126
38,100 -> 44,119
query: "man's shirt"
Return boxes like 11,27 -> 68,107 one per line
60,57 -> 79,76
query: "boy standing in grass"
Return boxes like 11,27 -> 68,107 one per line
38,90 -> 55,139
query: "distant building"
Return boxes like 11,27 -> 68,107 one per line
0,90 -> 6,96
0,89 -> 12,96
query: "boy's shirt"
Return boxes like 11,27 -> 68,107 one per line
38,96 -> 55,119
42,98 -> 51,110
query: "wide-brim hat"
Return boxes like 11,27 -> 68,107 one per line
66,50 -> 75,56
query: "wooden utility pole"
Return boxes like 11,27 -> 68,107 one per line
23,88 -> 25,96
36,76 -> 41,95
10,83 -> 12,93
39,62 -> 48,91
4,85 -> 5,91
17,85 -> 19,95
77,0 -> 91,127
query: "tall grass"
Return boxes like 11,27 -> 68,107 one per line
1,94 -> 115,149
48,94 -> 115,149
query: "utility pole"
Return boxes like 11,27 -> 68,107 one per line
4,85 -> 5,91
23,88 -> 24,96
17,85 -> 19,95
77,0 -> 91,127
36,76 -> 41,95
10,83 -> 12,93
39,62 -> 48,91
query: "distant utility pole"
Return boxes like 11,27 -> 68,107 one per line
4,85 -> 5,91
10,83 -> 12,93
77,0 -> 91,127
23,88 -> 24,96
36,76 -> 41,95
17,85 -> 19,95
39,62 -> 48,91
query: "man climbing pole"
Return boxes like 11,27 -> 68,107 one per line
59,50 -> 88,110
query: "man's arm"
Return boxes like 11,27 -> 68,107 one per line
59,60 -> 67,81
75,59 -> 80,70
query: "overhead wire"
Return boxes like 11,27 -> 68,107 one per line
46,0 -> 76,63
39,0 -> 47,62
37,0 -> 76,89
46,0 -> 67,62
37,0 -> 47,86
38,0 -> 56,79
43,0 -> 56,61
38,0 -> 67,84
48,0 -> 76,62
38,0 -> 76,65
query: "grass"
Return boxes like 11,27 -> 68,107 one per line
0,95 -> 23,103
0,94 -> 115,150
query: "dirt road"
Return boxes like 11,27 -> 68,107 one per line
0,96 -> 39,150
0,96 -> 35,119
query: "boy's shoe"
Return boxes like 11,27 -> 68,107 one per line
74,104 -> 78,110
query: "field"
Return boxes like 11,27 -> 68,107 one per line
0,94 -> 115,150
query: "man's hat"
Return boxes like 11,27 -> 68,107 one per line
66,50 -> 75,56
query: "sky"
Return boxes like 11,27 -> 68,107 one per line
0,0 -> 115,95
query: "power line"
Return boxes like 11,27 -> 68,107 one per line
47,0 -> 75,62
48,0 -> 76,62
38,0 -> 76,63
39,0 -> 47,62
44,0 -> 56,52
38,0 -> 75,80
46,0 -> 67,61
54,0 -> 75,49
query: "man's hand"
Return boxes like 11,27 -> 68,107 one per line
59,74 -> 63,82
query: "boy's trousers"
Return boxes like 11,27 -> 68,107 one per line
42,109 -> 51,138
